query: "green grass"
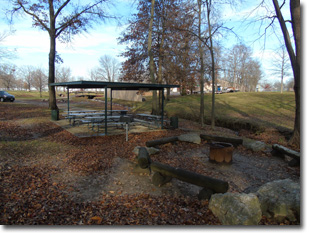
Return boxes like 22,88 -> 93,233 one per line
166,92 -> 295,131
7,90 -> 295,132
8,90 -> 50,100
118,92 -> 295,132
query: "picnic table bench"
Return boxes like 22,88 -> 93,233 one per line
84,115 -> 124,132
134,114 -> 163,128
63,109 -> 129,126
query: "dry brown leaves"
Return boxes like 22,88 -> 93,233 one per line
0,102 -> 299,225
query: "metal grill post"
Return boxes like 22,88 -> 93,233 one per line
105,86 -> 108,135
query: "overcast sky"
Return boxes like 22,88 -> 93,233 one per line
0,0 -> 306,84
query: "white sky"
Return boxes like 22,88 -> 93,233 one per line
0,0 -> 305,84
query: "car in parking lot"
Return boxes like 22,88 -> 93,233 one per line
0,91 -> 15,102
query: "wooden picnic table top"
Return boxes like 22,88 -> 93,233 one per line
67,112 -> 106,117
64,110 -> 97,113
100,110 -> 128,113
137,113 -> 161,119
84,115 -> 121,120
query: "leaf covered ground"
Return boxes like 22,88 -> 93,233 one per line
0,101 -> 300,225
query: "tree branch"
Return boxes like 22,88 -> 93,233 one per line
15,1 -> 50,33
54,0 -> 71,19
55,1 -> 106,38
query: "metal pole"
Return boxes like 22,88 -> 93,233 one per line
161,88 -> 164,129
105,86 -> 108,135
126,123 -> 128,142
67,87 -> 70,114
110,88 -> 113,116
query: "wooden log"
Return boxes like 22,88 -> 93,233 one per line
146,136 -> 179,147
200,134 -> 243,147
198,188 -> 214,200
152,172 -> 172,187
272,144 -> 300,160
138,147 -> 151,169
150,161 -> 228,193
288,158 -> 300,167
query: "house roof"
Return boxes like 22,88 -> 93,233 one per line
49,81 -> 179,90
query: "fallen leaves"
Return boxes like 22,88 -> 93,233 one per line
0,102 -> 300,225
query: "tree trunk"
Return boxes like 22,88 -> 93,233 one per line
138,147 -> 151,169
197,0 -> 204,128
200,134 -> 243,147
148,0 -> 158,115
152,171 -> 172,187
48,1 -> 58,111
206,0 -> 216,129
48,34 -> 58,110
146,136 -> 179,147
137,147 -> 229,193
272,144 -> 300,160
290,0 -> 300,149
272,0 -> 300,148
166,87 -> 170,101
150,161 -> 228,193
158,3 -> 166,114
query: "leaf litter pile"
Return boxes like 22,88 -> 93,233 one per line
0,102 -> 299,225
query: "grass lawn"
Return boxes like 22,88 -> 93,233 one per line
7,90 -> 295,133
115,92 -> 295,133
8,90 -> 50,100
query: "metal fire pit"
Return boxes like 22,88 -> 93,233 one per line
209,142 -> 234,163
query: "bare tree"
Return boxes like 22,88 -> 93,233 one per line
0,30 -> 17,62
89,67 -> 103,81
285,77 -> 294,91
56,66 -> 72,91
0,64 -> 16,90
271,45 -> 292,93
197,0 -> 205,127
249,0 -> 300,147
15,78 -> 24,90
8,0 -> 113,112
223,43 -> 261,92
32,68 -> 47,97
147,0 -> 158,115
19,65 -> 35,91
97,55 -> 120,82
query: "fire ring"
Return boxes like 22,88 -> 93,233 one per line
209,142 -> 234,164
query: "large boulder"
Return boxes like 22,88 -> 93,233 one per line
243,138 -> 266,152
209,193 -> 262,225
256,179 -> 300,223
178,133 -> 201,144
133,146 -> 160,156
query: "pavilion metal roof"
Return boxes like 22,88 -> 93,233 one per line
49,80 -> 179,90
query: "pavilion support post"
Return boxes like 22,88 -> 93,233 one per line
105,86 -> 108,135
67,87 -> 70,114
110,88 -> 113,116
161,88 -> 164,129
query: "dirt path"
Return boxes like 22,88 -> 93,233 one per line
51,145 -> 299,204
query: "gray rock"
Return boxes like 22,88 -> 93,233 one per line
209,193 -> 262,225
178,133 -> 201,144
243,138 -> 266,152
256,179 -> 300,222
133,146 -> 160,156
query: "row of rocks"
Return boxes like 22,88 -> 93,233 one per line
209,179 -> 300,225
133,134 -> 300,225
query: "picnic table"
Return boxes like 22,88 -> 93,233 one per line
134,114 -> 162,128
63,110 -> 128,126
65,112 -> 107,126
99,110 -> 128,115
84,115 -> 125,132
64,110 -> 97,114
